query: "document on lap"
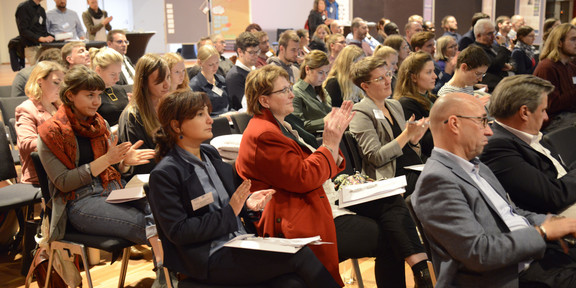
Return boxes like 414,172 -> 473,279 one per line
224,234 -> 325,254
338,176 -> 407,208
106,174 -> 149,203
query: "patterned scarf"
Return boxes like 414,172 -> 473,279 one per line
516,41 -> 536,61
39,105 -> 121,201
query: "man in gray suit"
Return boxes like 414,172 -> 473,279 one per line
412,92 -> 576,287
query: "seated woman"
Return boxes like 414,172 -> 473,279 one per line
91,47 -> 130,126
16,61 -> 66,185
326,33 -> 346,64
148,90 -> 339,288
323,45 -> 365,107
309,24 -> 330,52
394,51 -> 437,157
293,50 -> 331,135
236,65 -> 354,286
161,52 -> 189,92
373,45 -> 399,95
434,35 -> 458,75
511,26 -> 537,75
189,45 -> 232,117
37,65 -> 156,246
119,54 -> 170,177
384,35 -> 411,68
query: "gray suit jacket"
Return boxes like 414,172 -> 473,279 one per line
349,97 -> 419,180
412,149 -> 547,288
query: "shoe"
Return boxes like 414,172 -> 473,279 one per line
413,266 -> 434,288
129,246 -> 144,260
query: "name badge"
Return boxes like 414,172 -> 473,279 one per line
191,192 -> 214,211
373,109 -> 385,120
62,22 -> 70,29
39,16 -> 43,24
573,77 -> 576,85
212,86 -> 223,96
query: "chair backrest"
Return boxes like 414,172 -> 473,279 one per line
405,195 -> 433,259
30,152 -> 51,205
8,118 -> 17,145
0,86 -> 11,98
542,124 -> 576,169
212,116 -> 233,138
343,131 -> 363,172
0,126 -> 18,181
0,96 -> 28,124
231,113 -> 253,134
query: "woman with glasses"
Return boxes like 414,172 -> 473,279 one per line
323,45 -> 365,107
293,50 -> 332,135
235,65 -> 354,286
511,26 -> 538,75
16,61 -> 66,185
345,56 -> 433,287
434,35 -> 458,75
384,35 -> 411,69
91,47 -> 130,126
118,54 -> 170,178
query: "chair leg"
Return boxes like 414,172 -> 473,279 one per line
44,247 -> 56,288
163,267 -> 173,288
79,246 -> 93,288
117,247 -> 131,288
351,258 -> 364,288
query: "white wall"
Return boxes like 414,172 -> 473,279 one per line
251,0 -> 310,42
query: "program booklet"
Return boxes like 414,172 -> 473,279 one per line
224,235 -> 324,254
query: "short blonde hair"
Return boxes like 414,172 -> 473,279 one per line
245,65 -> 289,115
373,45 -> 398,60
196,45 -> 220,62
25,61 -> 66,102
90,47 -> 123,70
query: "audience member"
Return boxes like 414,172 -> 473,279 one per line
384,34 -> 411,68
11,48 -> 61,98
190,45 -> 232,117
348,17 -> 372,56
509,14 -> 526,40
542,18 -> 561,43
403,21 -> 423,51
459,12 -> 490,51
211,34 -> 235,76
61,41 -> 90,68
186,36 -> 214,80
330,20 -> 343,34
296,28 -> 311,62
325,0 -> 338,20
374,45 -> 399,94
408,14 -> 424,25
423,20 -> 435,33
435,35 -> 458,74
37,64 -> 156,250
149,90 -> 339,288
511,26 -> 537,74
15,0 -> 55,65
245,23 -> 262,33
472,19 -> 512,92
394,51 -> 437,156
384,22 -> 400,36
253,31 -> 272,68
82,0 -> 112,41
309,24 -> 330,52
533,23 -> 576,132
267,30 -> 301,84
325,33 -> 346,64
412,32 -> 454,94
442,15 -> 461,42
46,0 -> 86,40
308,0 -> 330,36
324,45 -> 365,107
480,75 -> 576,218
226,32 -> 260,110
107,30 -> 135,85
118,54 -> 170,177
91,47 -> 130,126
292,50 -> 331,135
235,64 -> 354,286
162,52 -> 189,92
412,92 -> 576,287
496,15 -> 513,50
438,45 -> 491,101
16,61 -> 66,185
375,17 -> 391,43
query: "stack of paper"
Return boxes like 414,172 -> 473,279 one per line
338,176 -> 407,208
224,234 -> 323,254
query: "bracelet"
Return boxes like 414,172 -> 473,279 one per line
321,144 -> 334,154
408,141 -> 420,148
536,225 -> 548,241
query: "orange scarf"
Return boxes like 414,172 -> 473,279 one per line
39,105 -> 121,201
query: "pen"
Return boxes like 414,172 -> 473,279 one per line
407,121 -> 430,126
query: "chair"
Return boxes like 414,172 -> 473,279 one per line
542,124 -> 576,169
180,43 -> 197,59
203,116 -> 232,144
405,195 -> 437,286
0,85 -> 11,98
0,96 -> 28,145
343,131 -> 363,171
230,112 -> 252,134
8,118 -> 21,165
30,152 -> 135,288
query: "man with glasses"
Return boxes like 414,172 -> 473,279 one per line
211,34 -> 234,76
480,75 -> 576,219
412,92 -> 576,287
226,31 -> 260,111
267,30 -> 300,84
472,19 -> 512,92
107,30 -> 135,85
437,45 -> 491,99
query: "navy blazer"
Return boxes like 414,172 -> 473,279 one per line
149,144 -> 245,279
480,122 -> 576,214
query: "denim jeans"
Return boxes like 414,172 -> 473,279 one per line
67,178 -> 156,244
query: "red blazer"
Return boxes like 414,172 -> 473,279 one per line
236,109 -> 345,286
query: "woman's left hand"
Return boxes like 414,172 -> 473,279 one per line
246,189 -> 276,211
122,140 -> 156,166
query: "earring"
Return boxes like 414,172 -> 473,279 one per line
179,134 -> 183,139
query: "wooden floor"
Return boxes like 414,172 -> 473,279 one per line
0,62 -> 417,287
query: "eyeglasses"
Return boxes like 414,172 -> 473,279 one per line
114,40 -> 130,45
444,115 -> 489,128
474,71 -> 486,79
270,86 -> 293,95
336,40 -> 347,44
364,71 -> 394,83
245,49 -> 261,55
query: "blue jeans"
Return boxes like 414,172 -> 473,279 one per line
67,179 -> 155,244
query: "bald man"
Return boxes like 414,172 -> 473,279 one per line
412,93 -> 576,287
